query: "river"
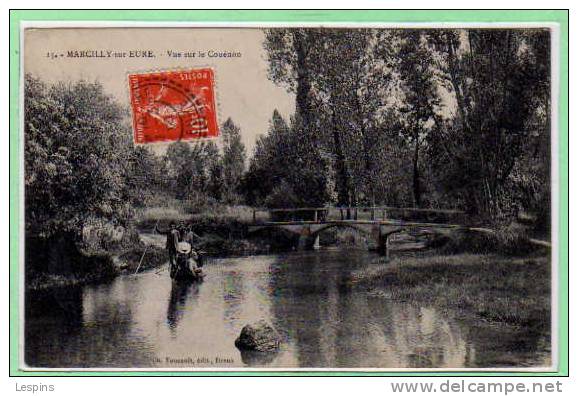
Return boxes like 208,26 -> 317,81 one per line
24,249 -> 549,370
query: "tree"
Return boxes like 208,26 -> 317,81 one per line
24,75 -> 133,239
396,31 -> 441,207
165,141 -> 195,200
282,114 -> 334,208
313,29 -> 400,208
426,29 -> 551,217
125,146 -> 166,207
263,29 -> 333,208
204,141 -> 224,201
165,140 -> 224,204
242,110 -> 291,205
313,30 -> 370,208
221,118 -> 247,203
242,109 -> 334,209
264,29 -> 324,130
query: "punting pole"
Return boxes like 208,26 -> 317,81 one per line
134,219 -> 160,275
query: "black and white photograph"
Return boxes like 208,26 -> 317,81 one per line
21,24 -> 556,371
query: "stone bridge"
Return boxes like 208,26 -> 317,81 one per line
248,206 -> 467,257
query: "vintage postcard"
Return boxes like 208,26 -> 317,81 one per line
16,18 -> 563,373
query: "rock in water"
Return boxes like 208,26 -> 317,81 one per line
235,320 -> 281,352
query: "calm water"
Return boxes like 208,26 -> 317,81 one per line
25,249 -> 549,369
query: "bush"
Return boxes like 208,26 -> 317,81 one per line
25,232 -> 119,290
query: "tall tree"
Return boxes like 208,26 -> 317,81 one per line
242,110 -> 291,205
263,29 -> 333,207
396,31 -> 441,207
264,29 -> 322,130
314,30 -> 370,207
204,141 -> 224,202
221,118 -> 247,203
426,29 -> 550,217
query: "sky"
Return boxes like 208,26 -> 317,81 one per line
23,27 -> 296,155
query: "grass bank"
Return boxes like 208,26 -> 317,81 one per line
348,253 -> 550,335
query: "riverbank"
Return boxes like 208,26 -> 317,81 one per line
347,252 -> 551,365
26,245 -> 169,291
136,204 -> 299,257
27,202 -> 550,294
25,230 -> 169,292
348,253 -> 550,329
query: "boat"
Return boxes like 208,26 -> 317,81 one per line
170,242 -> 205,283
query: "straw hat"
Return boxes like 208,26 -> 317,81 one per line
176,241 -> 192,254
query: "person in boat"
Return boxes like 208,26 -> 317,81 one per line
182,224 -> 204,267
155,221 -> 180,269
182,224 -> 201,246
174,238 -> 205,281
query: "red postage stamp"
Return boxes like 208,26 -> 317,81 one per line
128,68 -> 219,144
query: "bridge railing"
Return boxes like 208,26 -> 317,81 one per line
251,206 -> 466,224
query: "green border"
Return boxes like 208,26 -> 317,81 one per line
9,9 -> 569,377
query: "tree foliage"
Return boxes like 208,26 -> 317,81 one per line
426,29 -> 551,217
161,118 -> 247,206
25,27 -> 552,243
25,75 -> 250,241
257,28 -> 551,226
396,31 -> 441,207
242,110 -> 333,208
24,75 -> 134,238
220,118 -> 247,203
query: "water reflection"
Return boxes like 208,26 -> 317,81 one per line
364,300 -> 474,368
26,281 -> 155,368
221,268 -> 245,325
25,250 -> 548,369
239,349 -> 278,366
166,282 -> 200,333
25,286 -> 84,367
268,251 -> 472,368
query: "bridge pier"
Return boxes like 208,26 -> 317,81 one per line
377,232 -> 390,258
312,234 -> 321,250
297,233 -> 321,251
297,234 -> 308,251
